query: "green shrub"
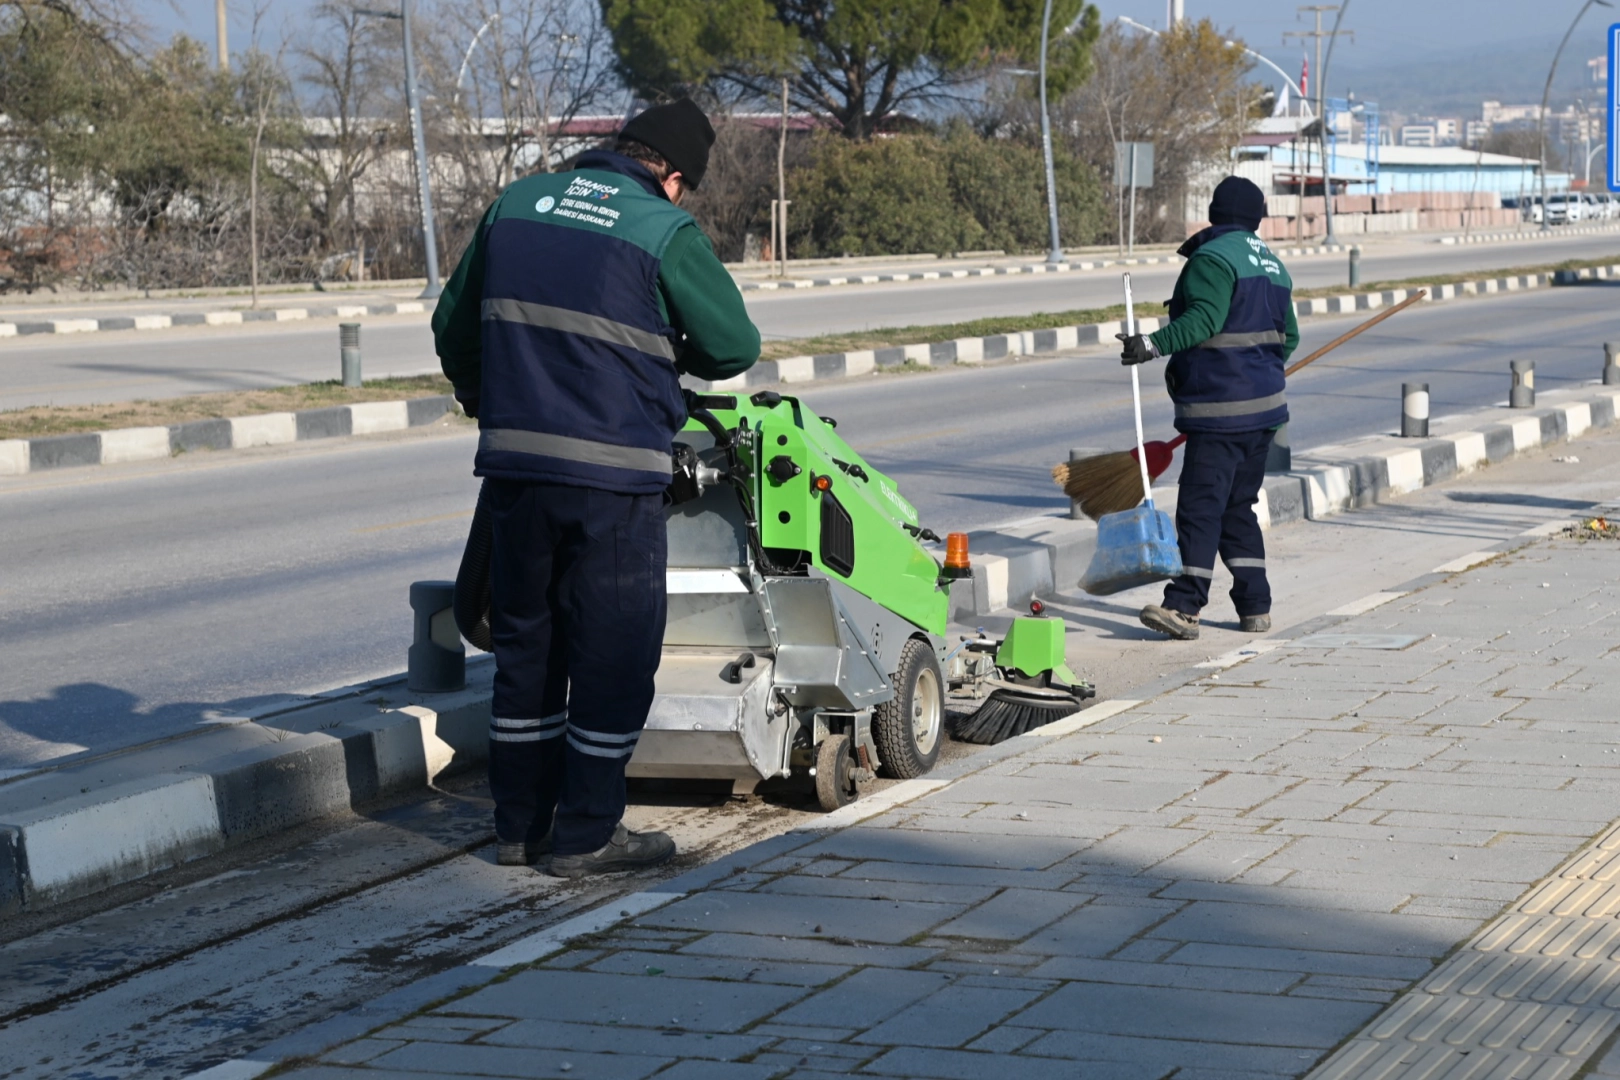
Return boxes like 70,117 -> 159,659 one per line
788,126 -> 1105,257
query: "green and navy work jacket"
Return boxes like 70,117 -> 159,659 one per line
432,151 -> 759,494
1148,225 -> 1299,435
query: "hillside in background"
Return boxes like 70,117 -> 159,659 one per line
1251,30 -> 1608,119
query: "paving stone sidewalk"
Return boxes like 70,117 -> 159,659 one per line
276,527 -> 1620,1080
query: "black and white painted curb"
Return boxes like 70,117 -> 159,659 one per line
0,395 -> 457,476
0,663 -> 494,916
1438,222 -> 1620,245
696,262 -> 1620,393
0,298 -> 431,339
737,243 -> 1348,293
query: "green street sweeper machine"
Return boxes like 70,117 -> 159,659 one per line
457,390 -> 1094,811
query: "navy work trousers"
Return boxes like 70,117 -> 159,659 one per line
1162,429 -> 1273,619
485,480 -> 667,856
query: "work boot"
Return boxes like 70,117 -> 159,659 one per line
1140,604 -> 1200,641
1239,613 -> 1272,633
496,830 -> 553,866
548,823 -> 675,879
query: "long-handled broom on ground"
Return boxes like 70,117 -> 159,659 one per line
1052,289 -> 1429,520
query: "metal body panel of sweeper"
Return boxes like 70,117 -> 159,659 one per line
628,651 -> 784,780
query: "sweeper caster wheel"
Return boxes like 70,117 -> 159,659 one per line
815,734 -> 858,812
873,639 -> 944,779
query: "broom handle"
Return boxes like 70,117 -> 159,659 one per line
1123,273 -> 1154,510
1283,289 -> 1428,377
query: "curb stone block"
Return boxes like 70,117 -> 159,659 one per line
231,413 -> 298,447
1417,440 -> 1459,486
0,826 -> 23,916
16,322 -> 55,335
97,316 -> 137,331
31,432 -> 100,471
406,395 -> 456,426
812,354 -> 846,380
204,311 -> 243,326
171,313 -> 207,326
295,406 -> 353,440
0,439 -> 28,476
348,400 -> 409,435
204,731 -> 365,842
100,426 -> 172,464
6,773 -> 223,907
170,418 -> 234,453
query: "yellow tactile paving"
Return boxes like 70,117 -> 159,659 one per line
1306,823 -> 1620,1077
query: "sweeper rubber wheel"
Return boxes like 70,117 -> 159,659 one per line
815,733 -> 858,812
872,639 -> 944,779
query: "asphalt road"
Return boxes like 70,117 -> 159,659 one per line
2,230 -> 1619,410
2,284 -> 1617,770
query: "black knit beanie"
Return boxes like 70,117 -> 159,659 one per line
619,99 -> 716,190
1208,176 -> 1267,230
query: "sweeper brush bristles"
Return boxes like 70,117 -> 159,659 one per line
1051,452 -> 1145,522
952,687 -> 1083,745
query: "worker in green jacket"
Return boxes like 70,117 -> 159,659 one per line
433,100 -> 759,878
1120,176 -> 1298,641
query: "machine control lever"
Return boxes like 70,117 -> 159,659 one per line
750,390 -> 784,408
722,652 -> 757,684
902,524 -> 941,543
832,458 -> 869,482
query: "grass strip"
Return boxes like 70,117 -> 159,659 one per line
0,375 -> 459,440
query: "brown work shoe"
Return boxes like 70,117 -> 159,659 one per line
547,823 -> 675,879
1239,614 -> 1272,633
1140,604 -> 1200,640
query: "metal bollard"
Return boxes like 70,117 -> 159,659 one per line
1510,359 -> 1535,408
1348,246 -> 1361,288
1067,447 -> 1101,519
340,322 -> 362,387
1606,342 -> 1620,386
1401,382 -> 1430,438
408,580 -> 464,692
1264,422 -> 1291,473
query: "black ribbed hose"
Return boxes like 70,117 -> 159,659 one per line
454,480 -> 494,652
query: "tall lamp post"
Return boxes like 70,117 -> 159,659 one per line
1538,0 -> 1612,232
360,0 -> 443,298
1038,0 -> 1062,263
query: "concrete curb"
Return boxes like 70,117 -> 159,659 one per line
1438,222 -> 1620,245
696,262 -> 1620,393
0,395 -> 457,476
940,382 -> 1620,619
736,243 -> 1348,293
0,663 -> 495,915
0,299 -> 429,340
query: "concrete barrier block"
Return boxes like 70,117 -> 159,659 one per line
100,426 -> 172,464
1449,432 -> 1488,472
271,308 -> 308,322
775,356 -> 815,382
928,341 -> 957,365
393,302 -> 425,314
348,401 -> 409,435
296,406 -> 353,440
1295,465 -> 1352,519
844,350 -> 876,377
0,323 -> 16,338
1052,327 -> 1079,350
6,773 -> 222,907
230,413 -> 297,448
744,362 -> 779,387
133,315 -> 172,330
205,731 -> 361,841
902,343 -> 930,365
52,318 -> 100,334
204,311 -> 244,326
1509,416 -> 1542,451
1259,475 -> 1307,528
98,317 -> 136,331
31,433 -> 101,471
0,440 -> 27,476
954,338 -> 985,364
1381,449 -> 1426,494
170,418 -> 233,453
406,396 -> 455,427
334,305 -> 368,318
812,354 -> 846,380
873,347 -> 906,367
1563,403 -> 1591,440
0,826 -> 21,915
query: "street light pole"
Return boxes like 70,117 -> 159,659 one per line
1038,0 -> 1063,263
361,0 -> 442,298
1538,0 -> 1612,233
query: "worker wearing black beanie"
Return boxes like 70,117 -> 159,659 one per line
433,97 -> 757,880
1117,175 -> 1297,642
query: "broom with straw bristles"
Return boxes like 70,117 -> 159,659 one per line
1053,290 -> 1429,521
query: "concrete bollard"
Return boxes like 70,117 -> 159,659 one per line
1606,342 -> 1620,386
340,323 -> 362,387
1067,447 -> 1101,520
1401,383 -> 1430,438
1349,246 -> 1361,289
1510,359 -> 1535,408
408,580 -> 464,692
1264,422 -> 1291,474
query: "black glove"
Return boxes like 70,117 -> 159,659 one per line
457,394 -> 480,419
1117,333 -> 1158,366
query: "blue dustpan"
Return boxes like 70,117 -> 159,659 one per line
1079,271 -> 1186,597
1079,504 -> 1184,595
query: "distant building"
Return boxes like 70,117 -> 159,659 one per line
1401,125 -> 1436,148
1589,55 -> 1607,85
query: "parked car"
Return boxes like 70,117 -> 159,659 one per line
1545,193 -> 1583,224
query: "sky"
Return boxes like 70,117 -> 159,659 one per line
145,0 -> 1614,111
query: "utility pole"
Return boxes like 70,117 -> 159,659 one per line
1167,0 -> 1184,27
1038,0 -> 1062,262
1286,6 -> 1353,242
215,0 -> 229,71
